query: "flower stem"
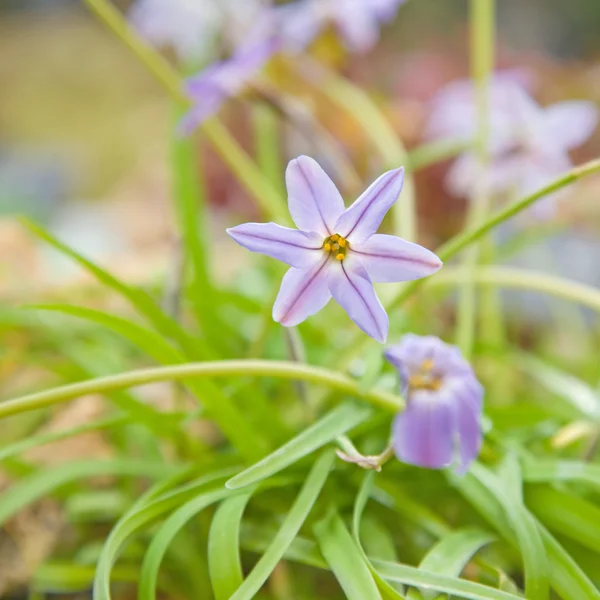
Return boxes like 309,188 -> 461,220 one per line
297,58 -> 417,242
456,0 -> 496,358
0,360 -> 404,420
82,0 -> 287,222
334,158 -> 600,368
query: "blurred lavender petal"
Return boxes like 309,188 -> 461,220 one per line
386,335 -> 484,473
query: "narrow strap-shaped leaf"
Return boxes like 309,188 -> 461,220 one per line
314,510 -> 383,600
522,460 -> 600,493
453,466 -> 600,600
226,402 -> 371,489
417,529 -> 496,576
208,493 -> 253,600
94,468 -> 238,600
138,488 -> 236,600
29,305 -> 187,364
352,472 -> 405,600
228,450 -> 334,600
0,414 -> 130,462
373,560 -> 523,600
21,218 -> 207,359
0,459 -> 178,527
525,485 -> 600,554
470,463 -> 549,600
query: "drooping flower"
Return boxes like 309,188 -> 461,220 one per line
129,0 -> 270,63
426,74 -> 598,214
180,37 -> 280,134
275,0 -> 407,53
385,335 -> 483,473
227,156 -> 442,342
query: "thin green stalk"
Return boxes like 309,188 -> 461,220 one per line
0,360 -> 404,420
82,0 -> 287,222
298,58 -> 416,241
252,103 -> 284,194
334,158 -> 600,369
405,139 -> 470,172
427,266 -> 600,316
456,0 -> 495,357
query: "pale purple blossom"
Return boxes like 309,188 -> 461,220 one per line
385,335 -> 483,473
180,38 -> 280,134
275,0 -> 407,53
426,74 -> 598,214
227,156 -> 442,342
129,0 -> 270,62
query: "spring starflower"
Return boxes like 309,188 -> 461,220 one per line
180,38 -> 280,134
227,156 -> 442,342
426,75 -> 597,214
385,335 -> 483,473
275,0 -> 407,53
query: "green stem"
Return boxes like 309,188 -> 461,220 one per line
456,0 -> 495,357
405,139 -> 470,172
334,158 -> 600,369
298,58 -> 416,241
252,103 -> 284,194
82,0 -> 287,222
427,266 -> 600,315
0,360 -> 404,420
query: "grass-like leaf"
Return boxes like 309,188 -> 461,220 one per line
228,450 -> 334,600
138,488 -> 236,600
226,402 -> 371,489
208,493 -> 253,600
373,560 -> 523,600
314,510 -> 383,600
0,459 -> 178,527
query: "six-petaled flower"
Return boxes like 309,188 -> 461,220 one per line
426,74 -> 598,217
227,156 -> 442,343
385,334 -> 484,473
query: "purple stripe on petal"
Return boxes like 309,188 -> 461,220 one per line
334,167 -> 404,245
227,222 -> 323,269
327,258 -> 388,343
353,233 -> 442,283
273,257 -> 332,327
393,390 -> 454,469
286,156 -> 346,236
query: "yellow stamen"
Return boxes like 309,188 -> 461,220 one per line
331,234 -> 339,241
324,243 -> 331,252
336,253 -> 344,261
338,238 -> 346,248
422,358 -> 434,371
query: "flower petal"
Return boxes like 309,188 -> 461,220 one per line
286,156 -> 346,236
327,258 -> 388,343
334,0 -> 380,52
392,390 -> 455,470
276,3 -> 323,52
334,167 -> 404,245
353,233 -> 442,283
272,257 -> 331,326
451,380 -> 484,474
543,101 -> 597,150
227,222 -> 323,269
178,91 -> 226,135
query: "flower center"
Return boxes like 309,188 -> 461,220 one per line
409,358 -> 442,391
323,233 -> 350,261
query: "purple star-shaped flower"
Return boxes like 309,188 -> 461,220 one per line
275,0 -> 407,53
385,335 -> 483,474
426,74 -> 598,214
180,37 -> 280,135
228,156 -> 442,343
